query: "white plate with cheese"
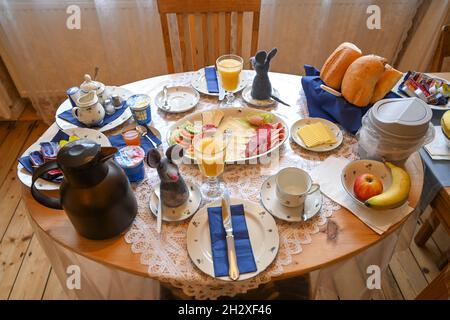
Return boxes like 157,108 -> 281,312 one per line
290,117 -> 343,152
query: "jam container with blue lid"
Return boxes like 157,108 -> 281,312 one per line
114,146 -> 146,182
126,94 -> 152,125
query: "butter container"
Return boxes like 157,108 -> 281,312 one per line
126,94 -> 152,125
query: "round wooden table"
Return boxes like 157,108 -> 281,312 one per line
22,71 -> 424,298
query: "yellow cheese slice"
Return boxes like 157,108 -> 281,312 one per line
297,122 -> 337,148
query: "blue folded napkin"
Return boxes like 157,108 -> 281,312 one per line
57,102 -> 128,128
18,130 -> 69,178
207,204 -> 257,277
108,127 -> 161,153
301,65 -> 400,134
204,67 -> 219,94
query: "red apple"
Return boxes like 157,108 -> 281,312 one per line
353,173 -> 383,201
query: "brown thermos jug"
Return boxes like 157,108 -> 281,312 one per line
31,139 -> 137,240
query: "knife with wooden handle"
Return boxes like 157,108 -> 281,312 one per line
221,189 -> 239,280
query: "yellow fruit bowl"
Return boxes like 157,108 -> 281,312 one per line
341,160 -> 392,209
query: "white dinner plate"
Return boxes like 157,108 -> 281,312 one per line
17,128 -> 111,190
190,67 -> 250,96
290,117 -> 343,152
154,86 -> 200,113
260,175 -> 322,222
242,86 -> 280,107
187,198 -> 279,281
55,86 -> 134,133
392,74 -> 450,111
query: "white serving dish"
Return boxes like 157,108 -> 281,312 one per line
55,86 -> 134,133
340,160 -> 392,208
17,128 -> 111,190
167,106 -> 289,163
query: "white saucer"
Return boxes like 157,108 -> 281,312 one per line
154,86 -> 200,113
260,174 -> 322,222
290,117 -> 343,152
242,86 -> 280,107
149,181 -> 202,222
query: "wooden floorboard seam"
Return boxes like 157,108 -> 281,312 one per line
5,232 -> 34,300
40,267 -> 53,300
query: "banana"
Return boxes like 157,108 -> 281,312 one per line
441,110 -> 450,139
365,162 -> 411,210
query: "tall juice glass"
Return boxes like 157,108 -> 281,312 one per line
216,54 -> 243,107
193,131 -> 228,201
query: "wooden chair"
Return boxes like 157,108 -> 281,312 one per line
157,0 -> 261,73
430,25 -> 450,72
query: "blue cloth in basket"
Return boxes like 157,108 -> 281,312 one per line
207,204 -> 257,277
301,65 -> 400,134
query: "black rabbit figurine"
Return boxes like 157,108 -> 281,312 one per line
250,48 -> 290,106
250,48 -> 278,100
146,145 -> 189,208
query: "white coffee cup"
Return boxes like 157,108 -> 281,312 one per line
275,167 -> 320,208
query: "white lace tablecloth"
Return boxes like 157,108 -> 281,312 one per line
123,71 -> 359,299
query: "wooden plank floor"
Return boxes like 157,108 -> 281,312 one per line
0,119 -> 448,300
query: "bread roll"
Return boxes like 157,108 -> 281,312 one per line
320,42 -> 363,90
370,64 -> 403,103
341,55 -> 386,107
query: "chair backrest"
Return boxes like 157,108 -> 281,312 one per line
430,25 -> 450,72
157,0 -> 261,73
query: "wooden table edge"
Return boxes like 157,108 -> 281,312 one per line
21,152 -> 424,283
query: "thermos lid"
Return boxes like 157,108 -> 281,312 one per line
57,139 -> 101,169
370,97 -> 432,138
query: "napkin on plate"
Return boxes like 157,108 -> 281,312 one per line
17,130 -> 69,175
310,156 -> 414,234
108,128 -> 161,153
424,126 -> 450,161
57,102 -> 128,128
301,65 -> 400,134
207,204 -> 257,277
204,66 -> 219,94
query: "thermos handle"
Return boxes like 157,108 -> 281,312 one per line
31,160 -> 63,210
72,107 -> 79,119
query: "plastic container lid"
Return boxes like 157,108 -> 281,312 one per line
114,146 -> 145,168
126,94 -> 152,111
369,97 -> 432,138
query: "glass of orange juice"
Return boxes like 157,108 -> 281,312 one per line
216,54 -> 243,107
193,131 -> 228,201
122,128 -> 141,146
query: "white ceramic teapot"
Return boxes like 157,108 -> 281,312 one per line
73,91 -> 105,127
80,74 -> 110,104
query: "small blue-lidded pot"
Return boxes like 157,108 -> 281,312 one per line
114,146 -> 146,183
126,94 -> 152,125
67,86 -> 80,108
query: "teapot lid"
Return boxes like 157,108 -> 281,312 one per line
57,139 -> 101,169
80,74 -> 105,93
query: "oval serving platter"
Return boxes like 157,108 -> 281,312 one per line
167,106 -> 289,164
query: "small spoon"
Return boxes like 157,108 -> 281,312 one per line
135,125 -> 157,148
161,86 -> 170,111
